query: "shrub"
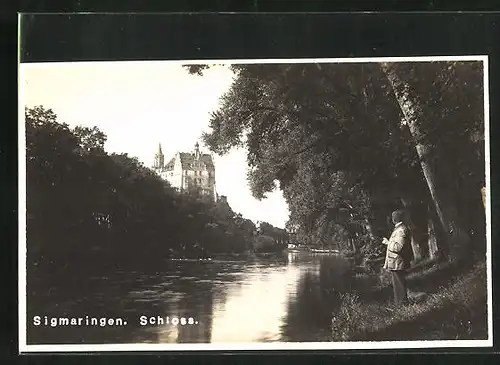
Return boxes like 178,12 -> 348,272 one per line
331,293 -> 365,341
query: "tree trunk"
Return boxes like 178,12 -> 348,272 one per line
400,198 -> 423,262
415,201 -> 430,259
427,207 -> 439,260
350,235 -> 358,254
381,62 -> 471,261
364,218 -> 376,240
481,186 -> 486,211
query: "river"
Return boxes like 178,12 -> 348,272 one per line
27,252 -> 354,344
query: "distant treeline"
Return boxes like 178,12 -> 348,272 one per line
26,106 -> 287,276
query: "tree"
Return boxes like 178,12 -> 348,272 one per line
73,126 -> 107,154
186,61 -> 485,262
189,64 -> 407,249
26,103 -> 286,292
380,62 -> 480,260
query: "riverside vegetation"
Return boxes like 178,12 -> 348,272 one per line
26,106 -> 288,284
26,60 -> 487,341
187,61 -> 487,341
332,259 -> 487,340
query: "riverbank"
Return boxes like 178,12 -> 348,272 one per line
332,258 -> 488,341
168,251 -> 286,262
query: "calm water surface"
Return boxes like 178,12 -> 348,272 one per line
27,252 -> 353,344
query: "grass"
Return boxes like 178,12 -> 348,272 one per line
331,259 -> 488,341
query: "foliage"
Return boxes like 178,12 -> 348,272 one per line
391,62 -> 486,242
358,234 -> 385,260
187,61 -> 486,260
26,106 -> 285,278
331,262 -> 487,341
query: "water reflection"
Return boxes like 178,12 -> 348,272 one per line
282,255 -> 352,342
210,264 -> 300,343
27,252 -> 352,344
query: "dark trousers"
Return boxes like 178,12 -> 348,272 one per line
391,270 -> 408,304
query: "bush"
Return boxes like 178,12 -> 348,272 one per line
359,234 -> 385,260
331,293 -> 365,341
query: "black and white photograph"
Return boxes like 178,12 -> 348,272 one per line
19,55 -> 492,351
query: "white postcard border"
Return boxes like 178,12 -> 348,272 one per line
18,55 -> 493,353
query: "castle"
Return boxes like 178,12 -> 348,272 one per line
153,142 -> 217,201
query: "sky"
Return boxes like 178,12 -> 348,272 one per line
20,61 -> 290,228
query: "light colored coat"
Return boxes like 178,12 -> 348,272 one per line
383,222 -> 412,271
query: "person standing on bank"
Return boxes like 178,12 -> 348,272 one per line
382,209 -> 413,304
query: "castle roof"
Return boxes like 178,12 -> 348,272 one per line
180,152 -> 214,169
165,158 -> 175,170
164,152 -> 214,170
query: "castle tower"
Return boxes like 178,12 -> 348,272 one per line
194,141 -> 200,159
153,143 -> 165,170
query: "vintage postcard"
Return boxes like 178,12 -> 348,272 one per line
18,27 -> 492,351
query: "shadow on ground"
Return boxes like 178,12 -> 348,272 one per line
354,257 -> 474,305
